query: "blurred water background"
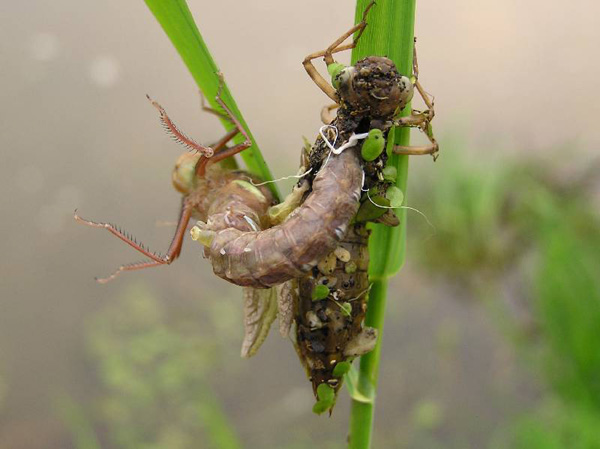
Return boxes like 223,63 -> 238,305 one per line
1,0 -> 599,448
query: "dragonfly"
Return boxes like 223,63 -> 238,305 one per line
75,0 -> 438,414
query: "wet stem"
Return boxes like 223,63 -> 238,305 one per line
348,1 -> 416,448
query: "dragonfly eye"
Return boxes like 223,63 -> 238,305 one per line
172,153 -> 200,194
396,75 -> 414,110
334,66 -> 356,90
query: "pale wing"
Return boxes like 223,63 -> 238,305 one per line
241,287 -> 278,358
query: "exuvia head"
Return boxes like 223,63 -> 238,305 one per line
329,56 -> 413,119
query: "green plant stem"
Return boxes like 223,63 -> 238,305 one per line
349,1 -> 416,448
143,0 -> 280,200
349,279 -> 388,449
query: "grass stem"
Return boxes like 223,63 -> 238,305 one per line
349,1 -> 417,447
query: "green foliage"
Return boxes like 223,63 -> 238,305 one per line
312,284 -> 330,301
85,284 -> 241,449
382,165 -> 397,183
410,149 -> 600,447
356,194 -> 389,222
143,0 -> 279,200
410,153 -> 516,281
386,186 -> 404,208
332,361 -> 352,377
361,129 -> 385,161
57,396 -> 102,449
533,197 -> 600,409
339,302 -> 353,317
313,384 -> 336,415
492,401 -> 600,449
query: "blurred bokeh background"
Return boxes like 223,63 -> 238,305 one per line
1,0 -> 599,448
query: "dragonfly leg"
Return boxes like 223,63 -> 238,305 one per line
194,84 -> 252,177
393,110 -> 439,160
74,199 -> 193,283
302,1 -> 376,101
392,39 -> 439,160
146,95 -> 215,157
200,92 -> 229,121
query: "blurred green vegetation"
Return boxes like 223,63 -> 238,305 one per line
410,149 -> 600,448
68,284 -> 243,449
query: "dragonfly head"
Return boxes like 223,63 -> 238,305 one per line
332,56 -> 413,119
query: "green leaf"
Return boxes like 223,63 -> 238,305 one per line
312,383 -> 336,415
316,383 -> 335,402
312,284 -> 330,301
349,1 -> 417,448
332,361 -> 352,377
344,365 -> 374,404
312,400 -> 331,415
361,129 -> 385,161
352,0 -> 416,280
340,302 -> 353,317
356,195 -> 390,222
382,165 -> 397,183
144,0 -> 280,201
386,186 -> 404,208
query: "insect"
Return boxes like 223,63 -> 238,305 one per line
190,2 -> 437,410
76,0 -> 437,411
273,4 -> 438,410
75,83 -> 285,356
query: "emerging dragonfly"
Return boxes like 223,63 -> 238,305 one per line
76,0 -> 437,413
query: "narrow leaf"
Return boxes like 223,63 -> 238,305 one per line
144,0 -> 280,200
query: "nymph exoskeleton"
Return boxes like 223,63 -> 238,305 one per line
76,0 -> 438,408
192,1 -> 438,409
277,2 -> 439,410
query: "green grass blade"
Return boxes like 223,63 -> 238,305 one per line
144,0 -> 280,200
353,0 -> 416,281
349,1 -> 417,448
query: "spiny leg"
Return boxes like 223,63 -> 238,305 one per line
74,199 -> 193,283
195,87 -> 252,177
302,0 -> 376,101
146,95 -> 214,157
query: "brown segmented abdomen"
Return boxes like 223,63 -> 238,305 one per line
205,149 -> 363,288
294,224 -> 375,395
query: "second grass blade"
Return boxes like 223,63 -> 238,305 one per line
144,0 -> 280,200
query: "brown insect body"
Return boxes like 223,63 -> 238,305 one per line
294,225 -> 372,394
200,56 -> 409,288
184,56 -> 413,399
77,3 -> 437,401
290,56 -> 412,397
202,148 -> 363,288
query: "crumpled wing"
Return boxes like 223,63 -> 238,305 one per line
241,287 -> 278,358
276,281 -> 297,338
